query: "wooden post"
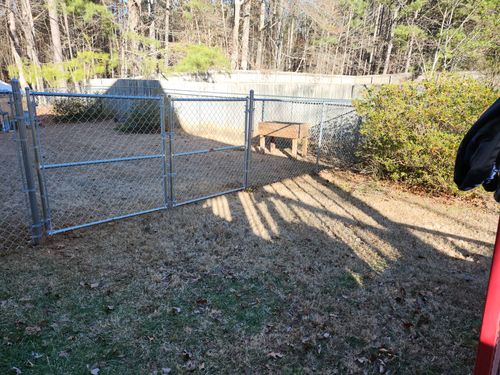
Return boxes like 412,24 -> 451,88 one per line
301,138 -> 308,157
259,135 -> 266,152
291,139 -> 298,157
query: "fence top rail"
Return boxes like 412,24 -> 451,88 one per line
29,91 -> 163,101
78,85 -> 354,104
254,97 -> 353,106
170,97 -> 248,102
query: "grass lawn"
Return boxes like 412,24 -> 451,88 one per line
1,170 -> 498,374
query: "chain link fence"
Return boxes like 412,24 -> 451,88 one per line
1,80 -> 359,252
0,92 -> 33,252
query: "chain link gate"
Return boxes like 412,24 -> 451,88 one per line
168,94 -> 253,206
26,90 -> 169,235
22,89 -> 256,237
2,80 -> 357,247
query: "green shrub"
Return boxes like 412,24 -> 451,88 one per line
353,75 -> 498,194
53,97 -> 108,123
115,101 -> 162,134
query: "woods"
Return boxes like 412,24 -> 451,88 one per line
1,0 -> 498,88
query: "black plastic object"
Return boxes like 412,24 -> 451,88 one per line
454,99 -> 500,201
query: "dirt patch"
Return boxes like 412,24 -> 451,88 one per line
1,169 -> 497,374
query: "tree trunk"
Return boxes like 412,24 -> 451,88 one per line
382,6 -> 399,75
240,0 -> 251,70
62,5 -> 74,60
220,0 -> 229,50
128,0 -> 141,76
340,8 -> 353,75
404,10 -> 419,74
275,0 -> 285,70
431,8 -> 448,74
6,0 -> 28,88
20,0 -> 43,89
255,0 -> 266,69
368,4 -> 382,74
164,0 -> 171,67
47,0 -> 67,89
231,0 -> 242,70
286,16 -> 296,71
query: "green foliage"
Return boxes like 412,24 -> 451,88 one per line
8,51 -> 114,88
65,0 -> 115,33
52,97 -> 108,123
64,51 -> 114,84
354,75 -> 498,194
172,44 -> 229,73
116,101 -> 162,134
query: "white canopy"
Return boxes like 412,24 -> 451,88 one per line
0,80 -> 12,93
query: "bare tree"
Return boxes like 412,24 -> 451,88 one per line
6,0 -> 28,88
240,0 -> 252,70
47,0 -> 67,88
231,0 -> 243,70
255,0 -> 266,69
164,0 -> 171,67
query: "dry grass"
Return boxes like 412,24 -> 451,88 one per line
1,169 -> 498,374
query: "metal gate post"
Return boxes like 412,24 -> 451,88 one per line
159,95 -> 169,207
244,90 -> 255,188
166,95 -> 175,207
26,88 -> 51,232
316,102 -> 326,167
243,96 -> 250,187
11,79 -> 42,244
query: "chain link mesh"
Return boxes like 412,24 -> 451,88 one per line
1,86 -> 359,250
249,98 -> 358,186
0,93 -> 32,252
170,99 -> 248,205
30,93 -> 166,233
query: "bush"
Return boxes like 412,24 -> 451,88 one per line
115,101 -> 162,134
53,97 -> 108,123
353,75 -> 498,194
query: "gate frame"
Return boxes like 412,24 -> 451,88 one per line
11,79 -> 42,244
27,90 -> 167,236
168,93 -> 254,207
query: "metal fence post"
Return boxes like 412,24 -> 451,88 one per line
167,95 -> 175,207
244,90 -> 255,188
11,79 -> 42,245
242,96 -> 250,187
159,95 -> 169,207
316,102 -> 326,167
25,88 -> 51,232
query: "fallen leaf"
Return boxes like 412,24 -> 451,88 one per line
58,351 -> 69,358
90,368 -> 100,375
24,326 -> 41,335
317,332 -> 330,340
267,352 -> 284,359
11,367 -> 22,375
31,352 -> 43,359
171,307 -> 181,314
90,283 -> 99,289
106,305 -> 114,312
161,368 -> 172,374
199,362 -> 205,370
185,360 -> 196,371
